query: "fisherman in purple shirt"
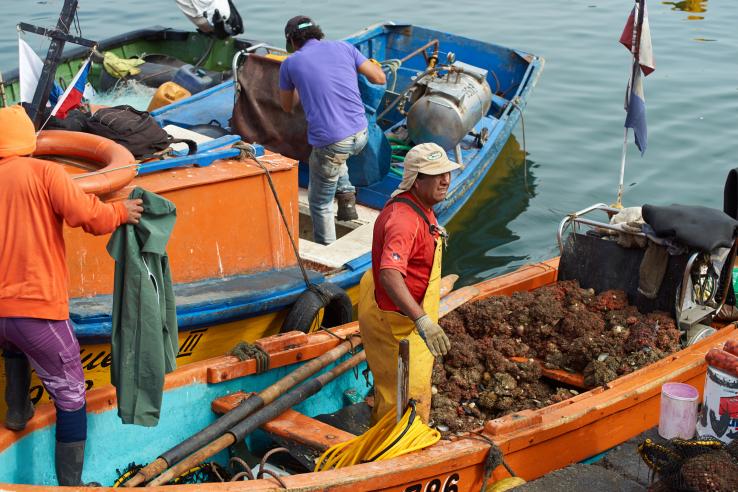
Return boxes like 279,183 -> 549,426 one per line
279,16 -> 386,245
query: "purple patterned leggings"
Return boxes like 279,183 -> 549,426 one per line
0,317 -> 86,412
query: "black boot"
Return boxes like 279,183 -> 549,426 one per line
336,192 -> 359,221
55,440 -> 85,486
3,353 -> 34,431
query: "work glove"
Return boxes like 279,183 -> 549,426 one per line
414,314 -> 451,357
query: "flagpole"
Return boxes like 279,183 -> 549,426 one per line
616,127 -> 629,207
615,0 -> 645,208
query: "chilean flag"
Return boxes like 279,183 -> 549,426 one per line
50,58 -> 91,119
620,1 -> 655,155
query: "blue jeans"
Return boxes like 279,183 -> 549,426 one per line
308,128 -> 368,245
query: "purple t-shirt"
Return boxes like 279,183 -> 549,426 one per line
279,39 -> 368,148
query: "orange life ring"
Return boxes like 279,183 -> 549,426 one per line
34,130 -> 137,195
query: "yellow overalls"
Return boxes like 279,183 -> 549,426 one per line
358,237 -> 442,424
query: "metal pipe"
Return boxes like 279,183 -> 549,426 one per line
376,64 -> 447,122
556,203 -> 611,253
678,252 -> 700,314
715,242 -> 738,315
399,39 -> 439,64
571,217 -> 647,236
454,144 -> 463,168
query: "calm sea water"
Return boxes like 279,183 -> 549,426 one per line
1,0 -> 735,286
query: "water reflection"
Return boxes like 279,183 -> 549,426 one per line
662,0 -> 707,20
443,135 -> 535,285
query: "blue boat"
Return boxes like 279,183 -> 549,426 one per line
0,21 -> 543,410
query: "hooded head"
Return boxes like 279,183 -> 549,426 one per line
0,106 -> 36,158
391,143 -> 460,198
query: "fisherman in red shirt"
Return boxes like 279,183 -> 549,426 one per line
0,106 -> 143,485
359,143 -> 459,424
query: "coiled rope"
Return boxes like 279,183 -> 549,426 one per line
314,401 -> 440,471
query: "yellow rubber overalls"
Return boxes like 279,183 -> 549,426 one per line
358,235 -> 442,424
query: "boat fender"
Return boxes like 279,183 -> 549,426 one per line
281,282 -> 352,333
485,477 -> 526,492
34,130 -> 137,195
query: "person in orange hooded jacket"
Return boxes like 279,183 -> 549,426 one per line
0,106 -> 143,486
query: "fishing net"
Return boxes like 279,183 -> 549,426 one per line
638,437 -> 738,491
113,463 -> 143,488
112,461 -> 231,487
169,462 -> 231,484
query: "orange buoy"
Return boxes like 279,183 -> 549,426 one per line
34,130 -> 137,195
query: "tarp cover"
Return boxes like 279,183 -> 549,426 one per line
230,54 -> 311,162
642,204 -> 738,253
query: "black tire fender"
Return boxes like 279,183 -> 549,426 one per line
280,282 -> 353,333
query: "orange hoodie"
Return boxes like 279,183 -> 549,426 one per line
0,156 -> 128,320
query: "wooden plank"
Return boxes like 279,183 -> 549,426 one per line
260,408 -> 356,452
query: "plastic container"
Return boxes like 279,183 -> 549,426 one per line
658,382 -> 699,439
696,365 -> 738,444
146,81 -> 191,111
171,64 -> 216,95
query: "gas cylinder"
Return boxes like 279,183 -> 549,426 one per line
406,61 -> 492,150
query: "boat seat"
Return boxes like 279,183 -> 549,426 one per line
163,124 -> 214,152
211,391 -> 355,455
312,401 -> 372,436
69,266 -> 324,332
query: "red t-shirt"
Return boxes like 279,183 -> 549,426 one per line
371,192 -> 439,312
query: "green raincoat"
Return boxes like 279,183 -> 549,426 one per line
107,187 -> 178,426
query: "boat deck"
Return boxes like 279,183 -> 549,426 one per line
297,188 -> 379,270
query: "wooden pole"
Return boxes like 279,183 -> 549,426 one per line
0,72 -> 7,107
146,352 -> 366,487
124,336 -> 360,487
616,0 -> 646,208
397,339 -> 410,422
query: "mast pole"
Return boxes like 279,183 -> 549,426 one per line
26,0 -> 78,128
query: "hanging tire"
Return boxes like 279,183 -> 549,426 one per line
281,282 -> 353,333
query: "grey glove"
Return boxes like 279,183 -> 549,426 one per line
414,314 -> 451,357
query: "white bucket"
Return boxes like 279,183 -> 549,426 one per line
658,382 -> 699,439
696,365 -> 738,444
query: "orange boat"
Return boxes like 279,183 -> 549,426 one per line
0,256 -> 734,490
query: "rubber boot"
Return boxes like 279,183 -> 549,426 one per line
3,354 -> 34,431
55,441 -> 86,486
336,192 -> 359,221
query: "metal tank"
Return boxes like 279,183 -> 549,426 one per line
406,61 -> 492,150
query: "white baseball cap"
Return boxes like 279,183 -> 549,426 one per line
391,143 -> 460,197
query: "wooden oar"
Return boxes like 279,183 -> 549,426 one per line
439,274 -> 460,298
147,351 -> 367,487
508,357 -> 587,389
124,336 -> 360,487
439,285 -> 480,316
